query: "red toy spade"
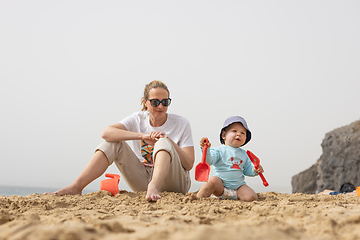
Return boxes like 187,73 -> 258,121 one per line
246,150 -> 269,187
195,139 -> 210,182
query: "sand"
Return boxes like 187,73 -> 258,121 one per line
1,190 -> 360,240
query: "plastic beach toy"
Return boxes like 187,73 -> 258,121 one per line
195,138 -> 210,182
100,173 -> 120,196
357,186 -> 360,196
246,150 -> 269,187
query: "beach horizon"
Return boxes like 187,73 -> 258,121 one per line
0,182 -> 292,197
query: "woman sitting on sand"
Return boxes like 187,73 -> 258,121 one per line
46,80 -> 194,201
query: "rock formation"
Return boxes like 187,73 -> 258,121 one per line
292,119 -> 360,194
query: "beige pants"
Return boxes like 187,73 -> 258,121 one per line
96,138 -> 191,194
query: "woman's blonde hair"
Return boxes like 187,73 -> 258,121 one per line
141,80 -> 170,111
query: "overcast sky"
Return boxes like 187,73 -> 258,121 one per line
1,0 -> 359,194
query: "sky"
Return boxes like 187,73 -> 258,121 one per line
1,0 -> 359,194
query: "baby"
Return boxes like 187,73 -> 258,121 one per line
194,116 -> 264,201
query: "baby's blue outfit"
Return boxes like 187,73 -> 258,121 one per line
204,145 -> 258,190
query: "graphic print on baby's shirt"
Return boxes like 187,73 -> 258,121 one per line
230,157 -> 243,169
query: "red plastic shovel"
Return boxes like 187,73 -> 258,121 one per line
246,150 -> 269,187
195,139 -> 210,182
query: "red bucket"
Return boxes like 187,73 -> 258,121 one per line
100,173 -> 120,196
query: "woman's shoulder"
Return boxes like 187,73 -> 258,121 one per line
122,111 -> 148,122
167,113 -> 190,123
129,111 -> 149,118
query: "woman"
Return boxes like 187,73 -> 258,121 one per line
47,81 -> 195,201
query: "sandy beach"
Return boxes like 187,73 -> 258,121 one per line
1,191 -> 360,240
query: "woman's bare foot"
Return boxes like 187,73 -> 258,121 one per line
44,184 -> 82,196
145,182 -> 161,202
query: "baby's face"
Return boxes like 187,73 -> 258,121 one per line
222,122 -> 247,148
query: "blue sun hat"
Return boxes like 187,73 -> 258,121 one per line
220,116 -> 252,146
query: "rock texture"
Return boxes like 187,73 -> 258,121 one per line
291,160 -> 319,194
292,119 -> 360,194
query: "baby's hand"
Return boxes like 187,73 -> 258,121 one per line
200,137 -> 211,148
254,164 -> 264,174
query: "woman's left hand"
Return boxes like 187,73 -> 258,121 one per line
142,131 -> 166,146
149,131 -> 166,140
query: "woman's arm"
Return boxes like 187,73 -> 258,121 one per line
101,123 -> 143,142
101,123 -> 165,146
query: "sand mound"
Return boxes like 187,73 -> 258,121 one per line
1,191 -> 360,240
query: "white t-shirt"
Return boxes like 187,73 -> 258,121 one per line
120,111 -> 194,163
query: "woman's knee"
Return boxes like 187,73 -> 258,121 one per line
94,150 -> 112,166
154,137 -> 172,149
153,138 -> 173,161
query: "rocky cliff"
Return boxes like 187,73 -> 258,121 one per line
292,119 -> 360,193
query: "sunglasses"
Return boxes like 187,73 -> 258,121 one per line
146,98 -> 172,107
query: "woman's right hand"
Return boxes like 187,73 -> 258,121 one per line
200,137 -> 211,148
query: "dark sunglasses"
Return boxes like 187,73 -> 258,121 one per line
146,98 -> 172,107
